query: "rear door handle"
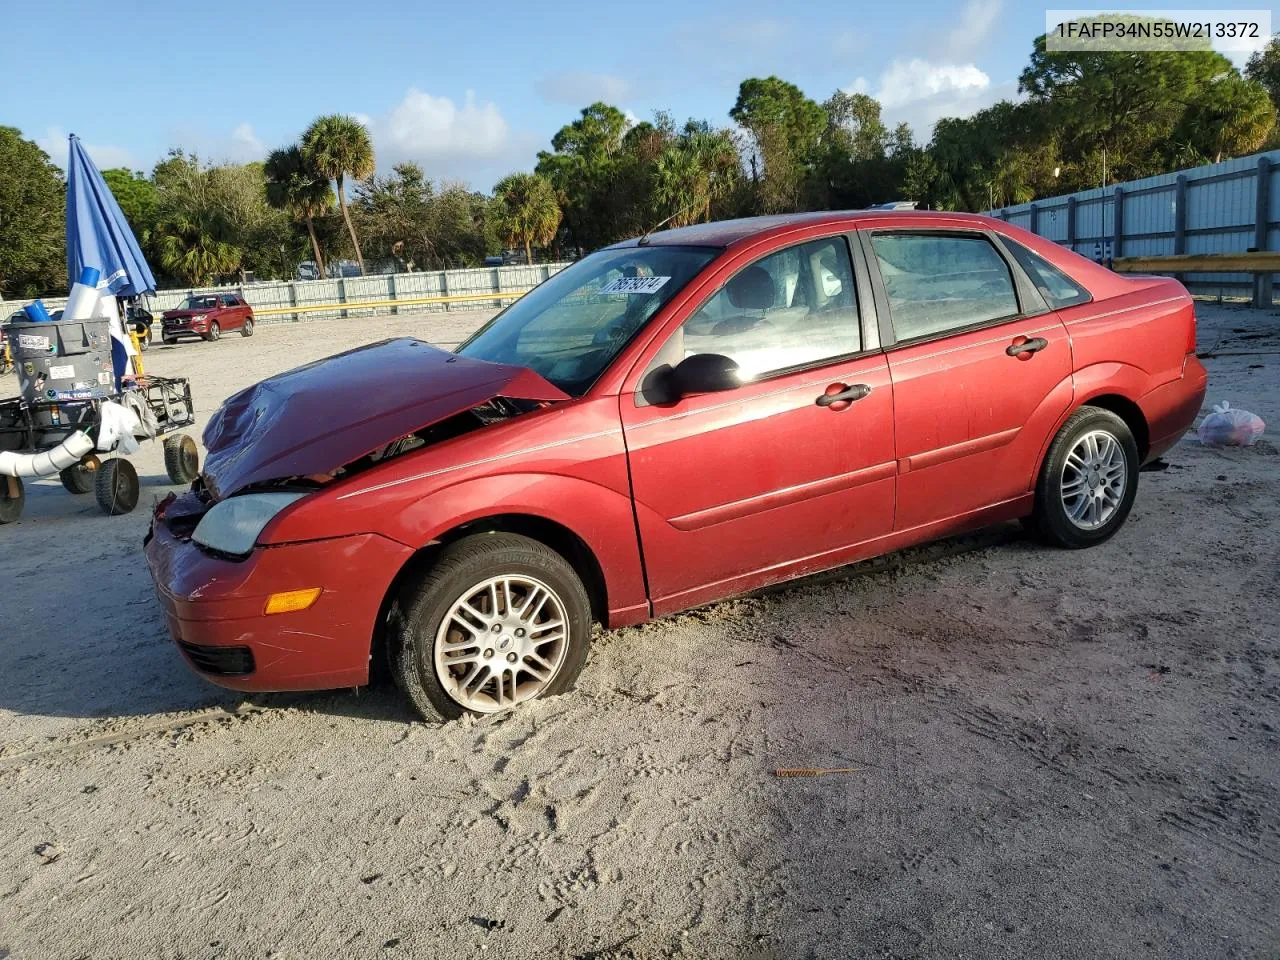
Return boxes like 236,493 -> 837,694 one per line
1007,336 -> 1048,358
815,383 -> 871,409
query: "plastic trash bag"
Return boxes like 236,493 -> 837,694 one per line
97,400 -> 143,454
1197,401 -> 1265,448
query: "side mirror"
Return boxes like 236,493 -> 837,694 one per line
668,353 -> 741,397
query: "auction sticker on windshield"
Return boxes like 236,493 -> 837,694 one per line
600,276 -> 670,294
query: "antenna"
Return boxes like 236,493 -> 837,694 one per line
638,199 -> 704,245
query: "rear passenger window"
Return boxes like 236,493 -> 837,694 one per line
871,233 -> 1019,341
1002,239 -> 1090,309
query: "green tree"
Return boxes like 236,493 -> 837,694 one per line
102,168 -> 159,240
1178,73 -> 1276,163
492,172 -> 561,265
0,127 -> 65,299
536,103 -> 633,251
1019,26 -> 1235,183
1246,34 -> 1280,110
302,115 -> 375,275
264,145 -> 333,276
354,163 -> 493,270
155,204 -> 240,285
730,77 -> 827,213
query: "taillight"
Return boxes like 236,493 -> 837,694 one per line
1186,302 -> 1198,354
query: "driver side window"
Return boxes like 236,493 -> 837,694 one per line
660,236 -> 861,383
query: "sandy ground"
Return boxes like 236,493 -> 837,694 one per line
1,304 -> 1278,960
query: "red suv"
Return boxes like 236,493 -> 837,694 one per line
161,294 -> 255,344
145,211 -> 1207,723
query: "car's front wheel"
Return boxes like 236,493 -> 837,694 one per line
205,321 -> 221,342
1029,406 -> 1139,548
390,533 -> 592,723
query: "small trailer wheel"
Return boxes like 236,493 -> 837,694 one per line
95,458 -> 140,516
60,463 -> 94,495
0,476 -> 24,524
163,434 -> 201,484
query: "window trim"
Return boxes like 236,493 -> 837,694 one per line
990,234 -> 1094,310
857,227 -> 1052,351
635,233 -> 873,403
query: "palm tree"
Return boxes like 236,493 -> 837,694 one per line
686,127 -> 739,221
653,146 -> 707,228
155,205 -> 240,285
264,145 -> 333,277
492,173 -> 561,265
302,115 -> 375,275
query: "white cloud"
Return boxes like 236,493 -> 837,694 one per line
623,109 -> 641,129
846,58 -> 1009,140
36,127 -> 135,171
871,59 -> 992,109
364,88 -> 539,188
535,71 -> 630,105
377,88 -> 510,159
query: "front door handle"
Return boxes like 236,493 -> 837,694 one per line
1007,336 -> 1049,359
815,383 -> 871,410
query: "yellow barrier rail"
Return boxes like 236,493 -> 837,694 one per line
1112,252 -> 1280,274
252,289 -> 532,318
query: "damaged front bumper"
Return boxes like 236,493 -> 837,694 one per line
144,494 -> 414,692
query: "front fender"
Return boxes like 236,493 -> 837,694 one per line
393,473 -> 649,624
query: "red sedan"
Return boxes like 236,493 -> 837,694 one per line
145,211 -> 1207,722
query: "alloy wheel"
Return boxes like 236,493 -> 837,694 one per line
432,575 -> 569,713
1060,429 -> 1127,530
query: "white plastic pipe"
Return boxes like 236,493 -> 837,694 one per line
0,431 -> 95,478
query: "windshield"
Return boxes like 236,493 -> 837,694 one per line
179,296 -> 218,311
457,245 -> 718,395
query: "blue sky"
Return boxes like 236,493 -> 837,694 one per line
0,1 -> 1260,190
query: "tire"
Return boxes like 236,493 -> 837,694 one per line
1028,406 -> 1139,549
137,326 -> 151,351
240,317 -> 254,337
0,477 -> 24,524
205,321 -> 221,342
60,462 -> 94,495
94,458 -> 140,516
163,434 -> 200,484
390,533 -> 592,723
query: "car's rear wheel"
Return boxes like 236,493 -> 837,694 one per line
389,533 -> 592,723
240,317 -> 254,337
205,321 -> 221,342
1029,406 -> 1139,548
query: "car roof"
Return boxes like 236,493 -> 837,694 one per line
607,209 -> 1000,251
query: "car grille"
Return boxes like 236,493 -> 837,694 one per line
178,641 -> 255,677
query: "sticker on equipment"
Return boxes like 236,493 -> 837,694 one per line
600,276 -> 670,295
18,334 -> 50,350
49,364 -> 75,380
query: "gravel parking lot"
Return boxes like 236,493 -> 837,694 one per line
1,304 -> 1277,959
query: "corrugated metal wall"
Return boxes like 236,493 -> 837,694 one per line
988,151 -> 1280,300
2,263 -> 571,324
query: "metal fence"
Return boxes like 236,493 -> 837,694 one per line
987,150 -> 1280,302
2,262 -> 573,324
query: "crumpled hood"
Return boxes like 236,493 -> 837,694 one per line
200,338 -> 568,500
